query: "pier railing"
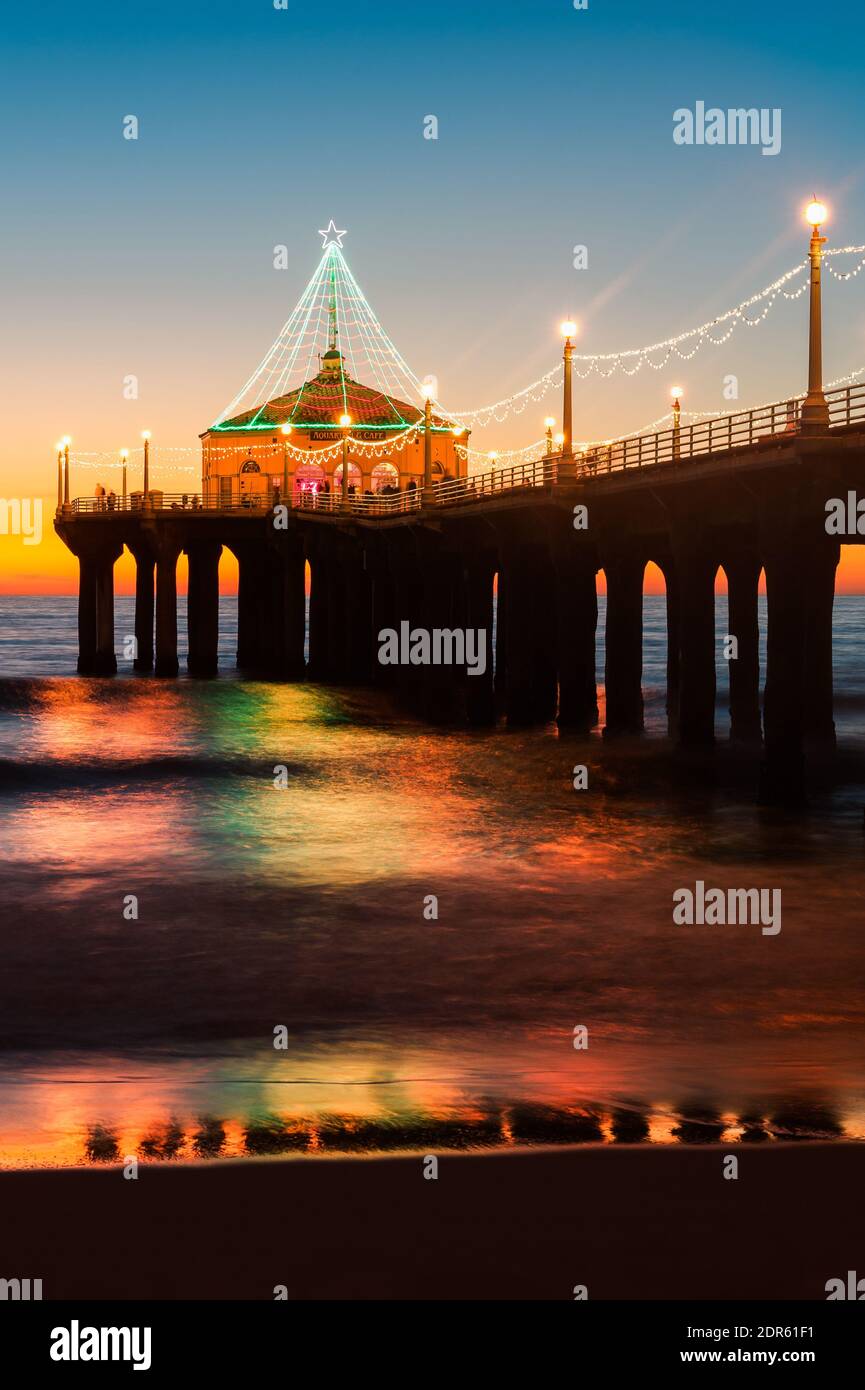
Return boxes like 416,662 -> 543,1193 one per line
68,379 -> 865,518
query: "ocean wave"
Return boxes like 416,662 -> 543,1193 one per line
0,754 -> 310,791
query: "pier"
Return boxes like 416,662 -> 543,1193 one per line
54,379 -> 865,803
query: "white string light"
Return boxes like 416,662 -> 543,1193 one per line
448,245 -> 865,421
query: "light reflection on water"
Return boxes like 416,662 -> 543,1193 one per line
0,597 -> 864,1165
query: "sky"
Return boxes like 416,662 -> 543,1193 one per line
3,0 -> 865,592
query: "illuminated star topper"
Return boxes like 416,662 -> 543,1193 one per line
318,219 -> 347,250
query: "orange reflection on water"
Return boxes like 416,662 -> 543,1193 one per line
0,1038 -> 859,1168
26,680 -> 203,763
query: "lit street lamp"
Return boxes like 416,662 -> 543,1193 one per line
544,416 -> 555,457
55,441 -> 63,511
62,436 -> 71,508
560,320 -> 577,466
281,423 -> 292,504
120,448 -> 129,505
141,430 -> 151,505
801,197 -> 831,432
420,385 -> 435,505
339,414 -> 352,510
671,386 -> 684,460
450,423 -> 466,482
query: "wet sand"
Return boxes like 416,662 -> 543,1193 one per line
3,1143 -> 863,1300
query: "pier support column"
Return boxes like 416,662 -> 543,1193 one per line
94,556 -> 117,675
672,542 -> 716,747
316,538 -> 370,685
658,562 -> 680,737
77,557 -> 98,675
554,551 -> 598,732
325,543 -> 351,683
77,548 -> 120,676
725,554 -> 762,742
391,542 -> 425,712
463,559 -> 495,726
416,542 -> 464,723
346,547 -> 374,685
155,547 -> 180,678
493,564 -> 507,720
760,544 -> 807,804
235,545 -> 268,674
187,541 -> 221,678
804,541 -> 839,748
504,542 -> 558,727
132,549 -> 154,672
603,553 -> 644,736
370,557 -> 398,689
277,540 -> 307,680
307,552 -> 329,681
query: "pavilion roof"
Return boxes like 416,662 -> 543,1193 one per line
211,363 -> 448,433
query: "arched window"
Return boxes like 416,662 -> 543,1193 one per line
240,456 -> 261,474
294,462 -> 326,495
371,462 -> 399,493
333,461 -> 363,490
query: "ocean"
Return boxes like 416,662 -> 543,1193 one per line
0,594 -> 863,1166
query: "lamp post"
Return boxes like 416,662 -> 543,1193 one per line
63,436 -> 71,508
421,386 -> 435,505
339,414 -> 352,511
281,423 -> 292,505
670,386 -> 684,460
451,423 -> 465,479
55,442 -> 63,511
544,417 -> 555,458
120,448 -> 128,506
141,430 -> 151,505
545,411 -> 559,455
560,320 -> 577,468
801,197 -> 831,432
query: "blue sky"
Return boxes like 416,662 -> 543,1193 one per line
3,0 -> 865,468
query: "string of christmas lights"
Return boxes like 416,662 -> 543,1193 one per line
463,363 -> 865,467
448,245 -> 865,420
823,244 -> 865,280
213,242 -> 454,431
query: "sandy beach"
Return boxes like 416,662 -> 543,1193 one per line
3,1143 -> 862,1301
